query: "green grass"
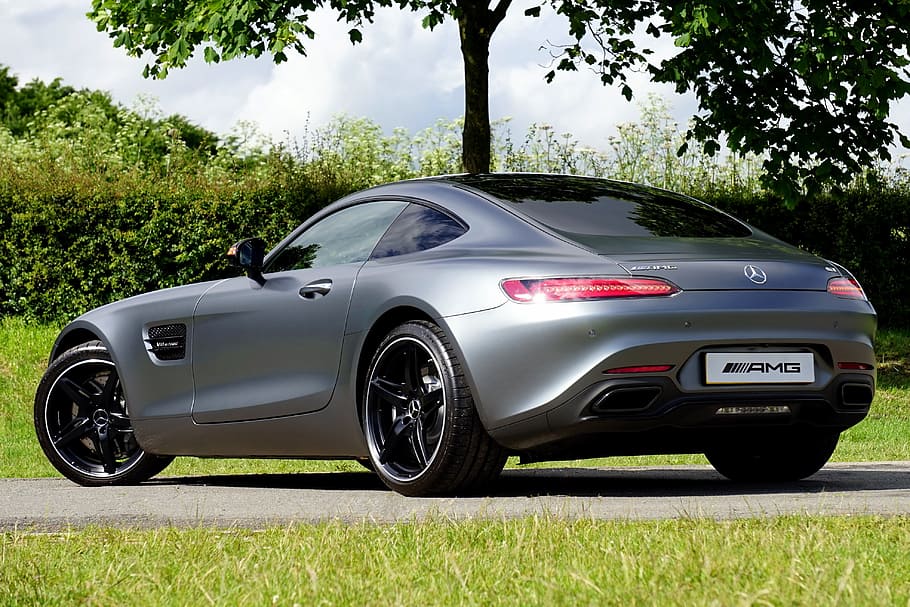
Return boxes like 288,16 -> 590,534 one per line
2,317 -> 908,479
0,319 -> 60,479
3,516 -> 910,606
839,328 -> 910,461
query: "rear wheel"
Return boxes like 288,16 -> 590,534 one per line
705,431 -> 839,482
34,341 -> 173,486
362,321 -> 506,496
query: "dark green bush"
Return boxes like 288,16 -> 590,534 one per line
0,156 -> 349,322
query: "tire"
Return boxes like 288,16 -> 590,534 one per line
705,431 -> 839,482
362,321 -> 507,496
34,341 -> 174,486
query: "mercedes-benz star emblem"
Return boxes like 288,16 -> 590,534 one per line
744,265 -> 767,285
92,409 -> 110,428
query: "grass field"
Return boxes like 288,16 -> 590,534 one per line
2,317 -> 908,478
3,516 -> 910,606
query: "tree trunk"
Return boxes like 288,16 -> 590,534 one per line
457,1 -> 510,174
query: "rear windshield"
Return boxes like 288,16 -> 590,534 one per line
449,174 -> 751,238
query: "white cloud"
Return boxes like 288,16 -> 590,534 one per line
234,9 -> 465,140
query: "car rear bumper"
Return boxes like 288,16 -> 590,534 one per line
442,289 -> 876,450
488,372 -> 872,456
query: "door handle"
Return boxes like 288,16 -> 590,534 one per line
299,279 -> 333,299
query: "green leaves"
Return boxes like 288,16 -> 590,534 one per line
674,32 -> 691,48
203,46 -> 220,63
421,11 -> 445,30
650,0 -> 910,203
541,0 -> 656,107
89,1 -> 325,75
533,1 -> 910,201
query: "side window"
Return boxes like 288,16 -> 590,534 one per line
371,204 -> 467,260
267,201 -> 408,272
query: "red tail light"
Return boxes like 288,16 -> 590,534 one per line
827,278 -> 867,300
501,277 -> 680,302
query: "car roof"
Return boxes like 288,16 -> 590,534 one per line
433,173 -> 681,202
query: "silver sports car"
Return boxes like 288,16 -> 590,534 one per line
35,174 -> 876,496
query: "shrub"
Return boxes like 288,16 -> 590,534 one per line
0,153 -> 344,321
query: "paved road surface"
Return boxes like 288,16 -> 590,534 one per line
3,462 -> 909,530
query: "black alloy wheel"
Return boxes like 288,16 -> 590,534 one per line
34,341 -> 173,486
363,321 -> 506,496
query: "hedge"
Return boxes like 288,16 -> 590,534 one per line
0,158 -> 347,322
1,161 -> 907,327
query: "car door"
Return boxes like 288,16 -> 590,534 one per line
191,200 -> 408,423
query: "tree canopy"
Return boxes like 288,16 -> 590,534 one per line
89,1 -> 910,197
0,65 -> 219,162
0,66 -> 77,136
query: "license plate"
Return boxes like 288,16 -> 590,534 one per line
705,353 -> 815,384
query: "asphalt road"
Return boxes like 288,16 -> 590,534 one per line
3,462 -> 910,530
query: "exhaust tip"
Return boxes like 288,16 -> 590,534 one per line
592,385 -> 662,413
841,383 -> 874,407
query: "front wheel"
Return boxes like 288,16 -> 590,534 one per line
34,341 -> 173,486
705,431 -> 839,482
362,321 -> 506,496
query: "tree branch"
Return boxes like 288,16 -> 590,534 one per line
490,0 -> 512,28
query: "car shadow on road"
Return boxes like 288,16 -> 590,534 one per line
149,464 -> 910,498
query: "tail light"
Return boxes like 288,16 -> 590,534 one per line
501,277 -> 680,302
827,277 -> 867,300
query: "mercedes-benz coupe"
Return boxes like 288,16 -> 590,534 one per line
35,174 -> 876,496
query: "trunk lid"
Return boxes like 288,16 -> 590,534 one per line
588,236 -> 840,291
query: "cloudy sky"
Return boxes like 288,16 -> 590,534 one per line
2,0 -> 909,161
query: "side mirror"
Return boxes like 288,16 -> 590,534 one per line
227,238 -> 266,285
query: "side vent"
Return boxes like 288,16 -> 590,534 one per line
146,324 -> 187,361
